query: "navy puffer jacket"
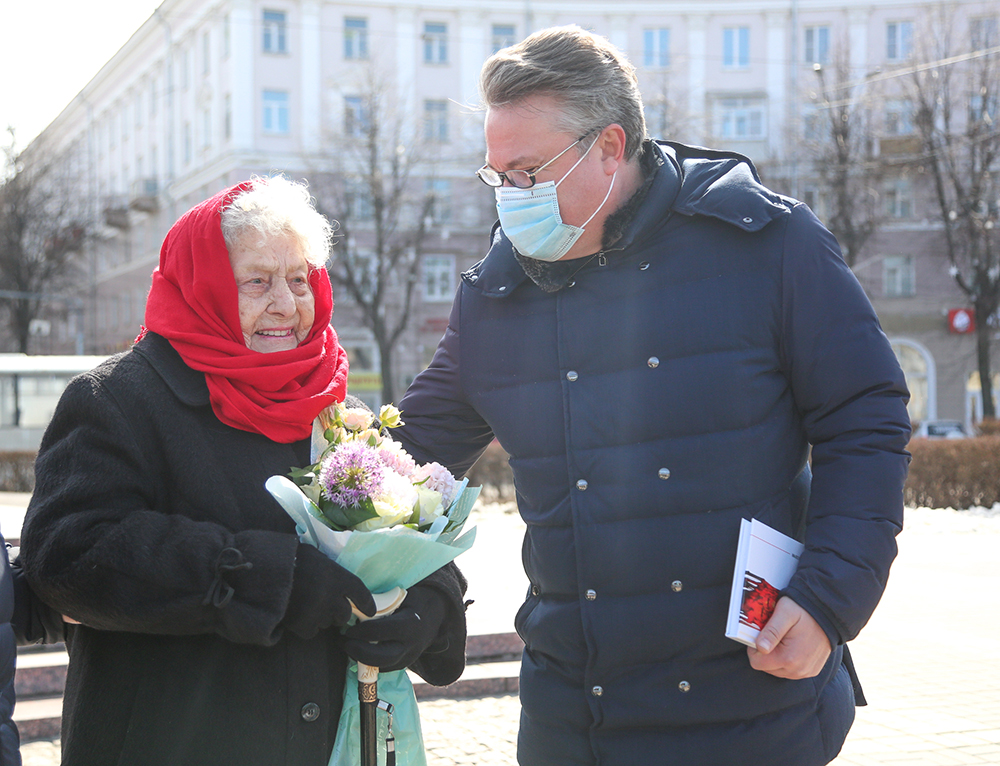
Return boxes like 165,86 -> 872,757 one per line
396,141 -> 911,766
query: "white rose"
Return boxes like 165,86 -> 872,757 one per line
342,408 -> 374,432
414,486 -> 445,525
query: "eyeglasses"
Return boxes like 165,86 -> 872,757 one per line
475,130 -> 599,189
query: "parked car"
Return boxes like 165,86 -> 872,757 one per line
913,419 -> 968,439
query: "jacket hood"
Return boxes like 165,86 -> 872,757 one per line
466,140 -> 792,297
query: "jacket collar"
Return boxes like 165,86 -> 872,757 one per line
464,140 -> 791,297
658,140 -> 791,232
133,331 -> 211,407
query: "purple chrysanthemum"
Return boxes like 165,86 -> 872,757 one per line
318,441 -> 385,507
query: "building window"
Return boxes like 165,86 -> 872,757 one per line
886,21 -> 912,61
347,183 -> 373,220
184,122 -> 192,164
802,107 -> 823,141
423,100 -> 448,142
884,181 -> 913,219
644,100 -> 671,137
181,47 -> 190,89
344,96 -> 369,137
715,98 -> 766,139
263,90 -> 290,134
425,178 -> 452,223
423,255 -> 455,301
263,10 -> 288,54
423,22 -> 447,64
723,26 -> 750,69
202,108 -> 211,148
224,14 -> 231,58
883,255 -> 915,296
150,77 -> 157,117
135,93 -> 143,129
884,100 -> 914,135
492,24 -> 516,54
202,31 -> 211,75
225,94 -> 232,139
804,25 -> 829,65
970,91 -> 999,124
971,16 -> 999,50
345,17 -> 368,59
643,28 -> 671,68
801,186 -> 828,222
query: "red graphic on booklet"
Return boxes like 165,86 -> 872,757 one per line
739,572 -> 780,630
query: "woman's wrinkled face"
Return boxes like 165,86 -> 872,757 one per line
228,232 -> 316,353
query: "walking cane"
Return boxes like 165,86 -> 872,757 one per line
352,587 -> 407,766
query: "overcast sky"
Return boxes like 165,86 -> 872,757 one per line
2,0 -> 161,148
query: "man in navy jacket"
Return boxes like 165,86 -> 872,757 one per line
395,25 -> 910,766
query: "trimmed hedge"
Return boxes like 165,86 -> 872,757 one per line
7,431 -> 996,510
465,440 -> 516,502
904,434 -> 1000,510
0,451 -> 36,492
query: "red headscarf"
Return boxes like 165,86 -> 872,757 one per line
142,181 -> 348,443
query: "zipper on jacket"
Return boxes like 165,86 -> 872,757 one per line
598,252 -> 607,266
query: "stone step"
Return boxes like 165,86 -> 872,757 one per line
413,660 -> 521,699
15,648 -> 67,698
12,696 -> 61,742
11,635 -> 523,742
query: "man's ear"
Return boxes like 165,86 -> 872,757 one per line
597,124 -> 628,169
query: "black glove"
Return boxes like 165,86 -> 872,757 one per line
283,544 -> 376,639
341,584 -> 449,672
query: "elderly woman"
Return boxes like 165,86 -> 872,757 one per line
20,177 -> 467,765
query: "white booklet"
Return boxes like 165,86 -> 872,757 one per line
726,518 -> 805,648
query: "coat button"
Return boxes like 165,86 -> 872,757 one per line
568,280 -> 577,287
678,681 -> 691,693
647,357 -> 659,368
658,468 -> 671,480
592,685 -> 604,697
301,702 -> 321,721
498,285 -> 507,292
566,370 -> 579,381
531,585 -> 540,596
671,580 -> 682,592
742,216 -> 753,224
576,479 -> 588,491
639,261 -> 650,271
585,589 -> 597,601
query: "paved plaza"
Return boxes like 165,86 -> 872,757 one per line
13,501 -> 1000,766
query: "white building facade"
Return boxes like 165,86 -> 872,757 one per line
16,0 -> 1000,424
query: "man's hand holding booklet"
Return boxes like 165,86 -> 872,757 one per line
726,518 -> 805,648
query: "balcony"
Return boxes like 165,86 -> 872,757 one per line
103,196 -> 129,229
129,178 -> 159,213
879,135 -> 922,157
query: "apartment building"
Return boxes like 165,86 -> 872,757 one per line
15,0 -> 1000,423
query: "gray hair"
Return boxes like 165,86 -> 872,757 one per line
220,175 -> 335,268
479,25 -> 647,161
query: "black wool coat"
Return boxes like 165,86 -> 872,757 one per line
20,332 -> 467,766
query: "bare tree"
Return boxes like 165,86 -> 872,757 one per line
0,129 -> 85,357
642,70 -> 693,143
310,66 -> 436,405
803,48 -> 885,269
907,13 -> 1000,418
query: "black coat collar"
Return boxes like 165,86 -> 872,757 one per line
132,332 -> 211,407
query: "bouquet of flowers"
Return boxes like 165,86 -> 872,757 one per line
266,401 -> 478,766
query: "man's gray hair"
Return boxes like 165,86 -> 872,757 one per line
221,175 -> 335,268
479,25 -> 647,161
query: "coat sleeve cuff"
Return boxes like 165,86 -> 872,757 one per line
407,562 -> 469,686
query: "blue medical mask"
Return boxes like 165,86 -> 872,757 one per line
495,136 -> 617,262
